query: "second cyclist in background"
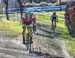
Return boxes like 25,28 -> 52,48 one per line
51,12 -> 58,30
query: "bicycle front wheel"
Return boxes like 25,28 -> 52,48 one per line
26,33 -> 29,50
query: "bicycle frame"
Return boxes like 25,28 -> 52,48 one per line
24,24 -> 33,37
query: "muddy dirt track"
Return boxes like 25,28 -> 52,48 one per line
0,22 -> 72,58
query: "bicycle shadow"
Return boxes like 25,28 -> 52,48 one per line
30,50 -> 64,58
37,28 -> 61,38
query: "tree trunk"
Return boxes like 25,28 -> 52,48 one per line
59,0 -> 62,11
3,0 -> 9,20
6,2 -> 9,20
17,0 -> 24,19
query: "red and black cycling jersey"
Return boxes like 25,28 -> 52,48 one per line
22,13 -> 36,24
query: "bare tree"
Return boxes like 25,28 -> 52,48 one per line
59,0 -> 62,11
3,0 -> 9,20
17,0 -> 24,19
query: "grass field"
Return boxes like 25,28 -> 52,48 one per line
0,11 -> 75,57
0,20 -> 22,37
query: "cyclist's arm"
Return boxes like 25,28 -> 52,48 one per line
32,15 -> 36,24
34,17 -> 36,24
56,15 -> 58,22
22,18 -> 25,24
50,15 -> 52,21
22,13 -> 26,24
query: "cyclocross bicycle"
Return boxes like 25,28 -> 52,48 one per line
23,24 -> 33,53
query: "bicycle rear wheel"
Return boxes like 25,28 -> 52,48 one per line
51,25 -> 56,37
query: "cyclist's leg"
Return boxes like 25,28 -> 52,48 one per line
53,20 -> 56,33
51,20 -> 53,29
22,26 -> 26,44
54,20 -> 56,28
29,27 -> 33,44
22,26 -> 25,36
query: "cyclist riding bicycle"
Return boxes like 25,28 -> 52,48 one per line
51,12 -> 58,29
22,12 -> 36,44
